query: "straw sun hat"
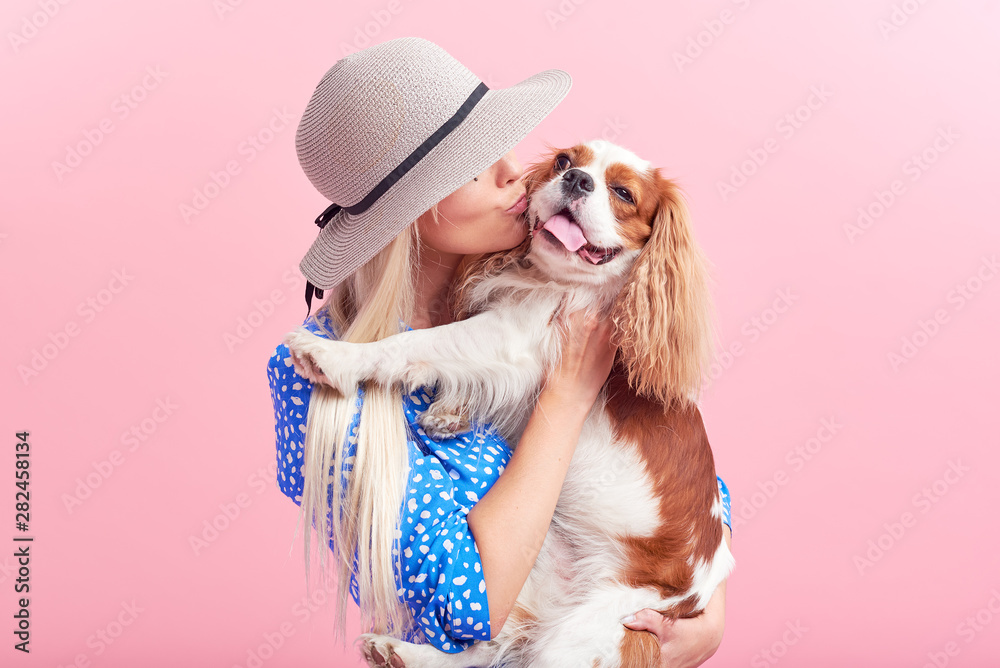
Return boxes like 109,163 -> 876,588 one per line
295,36 -> 572,313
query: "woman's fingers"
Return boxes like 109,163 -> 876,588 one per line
621,607 -> 725,668
546,307 -> 617,402
621,608 -> 675,644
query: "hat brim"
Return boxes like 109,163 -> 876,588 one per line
299,68 -> 572,291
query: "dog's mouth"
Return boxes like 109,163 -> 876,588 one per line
532,208 -> 622,266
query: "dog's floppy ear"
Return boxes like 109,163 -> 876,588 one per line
611,175 -> 714,409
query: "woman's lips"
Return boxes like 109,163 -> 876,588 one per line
506,194 -> 527,215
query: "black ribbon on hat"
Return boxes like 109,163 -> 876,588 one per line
303,203 -> 343,316
303,81 -> 490,317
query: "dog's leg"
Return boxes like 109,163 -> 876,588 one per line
360,573 -> 550,667
284,308 -> 553,420
359,633 -> 500,668
527,583 -> 671,668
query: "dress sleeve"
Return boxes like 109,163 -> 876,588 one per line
268,322 -> 366,610
267,339 -> 313,506
717,475 -> 732,534
396,436 -> 503,652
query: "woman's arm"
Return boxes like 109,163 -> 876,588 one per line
467,308 -> 617,637
622,523 -> 732,667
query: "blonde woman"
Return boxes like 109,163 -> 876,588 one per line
266,37 -> 732,668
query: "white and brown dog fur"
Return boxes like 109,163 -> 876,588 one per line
284,139 -> 735,668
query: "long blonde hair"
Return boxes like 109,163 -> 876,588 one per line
295,208 -> 432,642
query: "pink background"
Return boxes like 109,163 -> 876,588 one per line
4,0 -> 999,666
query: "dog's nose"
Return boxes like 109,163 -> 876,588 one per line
561,168 -> 594,197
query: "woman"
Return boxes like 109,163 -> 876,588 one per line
267,37 -> 732,667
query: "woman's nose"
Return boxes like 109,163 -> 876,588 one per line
497,151 -> 523,184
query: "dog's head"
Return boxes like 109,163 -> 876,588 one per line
523,139 -> 715,407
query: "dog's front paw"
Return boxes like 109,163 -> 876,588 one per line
282,329 -> 361,392
359,634 -> 407,668
282,331 -> 328,385
418,405 -> 472,441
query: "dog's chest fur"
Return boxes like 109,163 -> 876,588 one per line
556,406 -> 661,542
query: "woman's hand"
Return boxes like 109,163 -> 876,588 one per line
621,524 -> 732,667
543,305 -> 617,410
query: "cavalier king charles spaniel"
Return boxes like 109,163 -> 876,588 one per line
285,139 -> 735,668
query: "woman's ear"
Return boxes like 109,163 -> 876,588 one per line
610,175 -> 715,408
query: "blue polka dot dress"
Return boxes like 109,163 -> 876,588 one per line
719,476 -> 732,530
267,311 -> 732,653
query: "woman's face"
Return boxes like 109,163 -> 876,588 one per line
416,151 -> 529,256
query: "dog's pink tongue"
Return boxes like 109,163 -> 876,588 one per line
542,214 -> 587,252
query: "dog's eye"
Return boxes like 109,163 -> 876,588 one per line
612,187 -> 634,204
555,154 -> 571,171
